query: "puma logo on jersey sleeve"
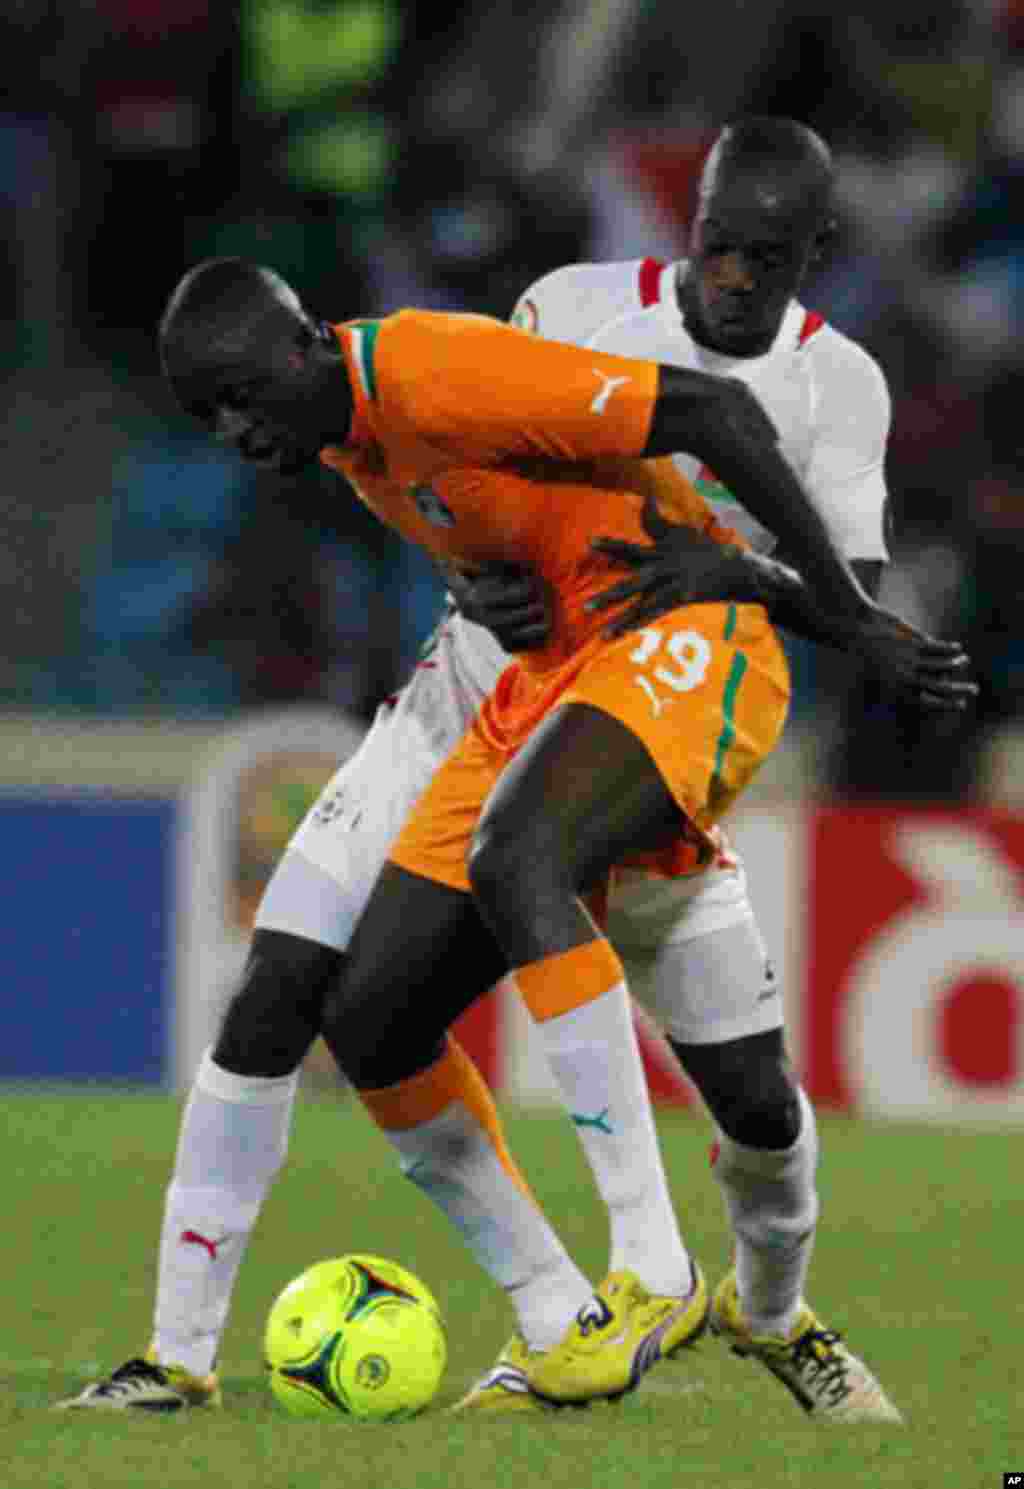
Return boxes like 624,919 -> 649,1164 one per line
590,370 -> 631,415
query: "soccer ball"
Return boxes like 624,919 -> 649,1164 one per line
264,1254 -> 447,1421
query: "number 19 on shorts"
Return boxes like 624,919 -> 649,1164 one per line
630,626 -> 712,717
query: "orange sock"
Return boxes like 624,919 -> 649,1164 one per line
358,1035 -> 533,1197
515,937 -> 624,1023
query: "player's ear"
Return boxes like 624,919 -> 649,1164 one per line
284,317 -> 336,376
811,217 -> 838,263
304,319 -> 342,364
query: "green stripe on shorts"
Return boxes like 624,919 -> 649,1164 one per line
711,650 -> 748,794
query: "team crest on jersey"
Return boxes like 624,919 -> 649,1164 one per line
694,463 -> 739,510
410,483 -> 455,528
510,298 -> 538,334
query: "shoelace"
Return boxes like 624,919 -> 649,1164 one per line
94,1359 -> 169,1398
787,1330 -> 852,1407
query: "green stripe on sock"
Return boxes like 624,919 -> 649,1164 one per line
723,603 -> 737,641
712,651 -> 748,793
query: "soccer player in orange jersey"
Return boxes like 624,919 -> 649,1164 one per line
59,257 -> 970,1415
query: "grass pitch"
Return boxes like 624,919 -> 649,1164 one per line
1,1089 -> 1020,1488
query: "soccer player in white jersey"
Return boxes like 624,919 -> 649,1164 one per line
59,119 -> 951,1422
498,116 -> 899,1419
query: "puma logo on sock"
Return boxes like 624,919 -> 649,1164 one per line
181,1229 -> 225,1261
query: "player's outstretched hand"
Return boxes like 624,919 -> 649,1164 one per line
844,606 -> 977,712
445,561 -> 553,651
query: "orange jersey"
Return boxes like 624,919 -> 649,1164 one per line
320,310 -> 739,682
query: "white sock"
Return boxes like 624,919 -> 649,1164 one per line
385,1104 -> 592,1351
152,1050 -> 298,1376
712,1086 -> 819,1339
536,982 -> 692,1298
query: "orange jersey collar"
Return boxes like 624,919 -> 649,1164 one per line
329,319 -> 376,451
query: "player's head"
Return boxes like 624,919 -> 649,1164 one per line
681,117 -> 836,355
158,258 -> 349,474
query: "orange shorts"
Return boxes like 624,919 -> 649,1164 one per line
389,601 -> 790,893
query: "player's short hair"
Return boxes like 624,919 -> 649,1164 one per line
158,257 -> 308,418
700,116 -> 835,224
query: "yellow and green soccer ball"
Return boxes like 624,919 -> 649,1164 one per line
264,1254 -> 447,1421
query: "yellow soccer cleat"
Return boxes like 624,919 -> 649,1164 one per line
525,1262 -> 708,1404
55,1353 -> 222,1412
710,1270 -> 903,1424
452,1333 -> 560,1414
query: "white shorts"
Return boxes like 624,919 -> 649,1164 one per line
256,614 -> 784,1047
255,692 -> 454,953
606,867 -> 782,1046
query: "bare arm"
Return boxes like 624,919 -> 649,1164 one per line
766,558 -> 885,640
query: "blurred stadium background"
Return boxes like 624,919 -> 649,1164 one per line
2,0 -> 1023,1119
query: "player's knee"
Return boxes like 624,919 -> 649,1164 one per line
722,1068 -> 802,1149
320,977 -> 370,1084
213,929 -> 341,1078
468,810 -> 565,915
672,1032 -> 802,1150
320,961 -> 447,1091
353,1038 -> 449,1093
466,817 -> 518,909
323,980 -> 445,1091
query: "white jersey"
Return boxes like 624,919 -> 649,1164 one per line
512,256 -> 891,560
444,254 -> 891,699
